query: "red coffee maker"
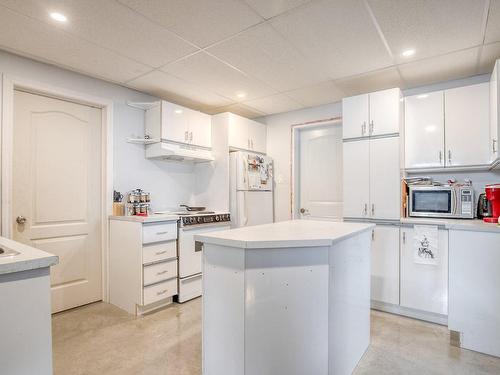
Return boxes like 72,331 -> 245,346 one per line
484,184 -> 500,223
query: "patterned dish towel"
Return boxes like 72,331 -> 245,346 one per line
413,225 -> 439,265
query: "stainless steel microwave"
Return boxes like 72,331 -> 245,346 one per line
408,185 -> 474,219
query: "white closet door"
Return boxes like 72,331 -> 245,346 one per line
342,140 -> 370,218
369,137 -> 400,220
444,83 -> 490,167
369,88 -> 401,136
404,91 -> 445,169
342,94 -> 369,139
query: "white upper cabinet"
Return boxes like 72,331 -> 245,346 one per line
145,101 -> 212,148
369,137 -> 401,220
369,88 -> 402,137
343,94 -> 369,139
343,88 -> 401,139
228,113 -> 266,154
404,91 -> 445,169
445,83 -> 490,167
490,60 -> 499,164
343,140 -> 370,218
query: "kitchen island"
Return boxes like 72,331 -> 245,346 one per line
195,220 -> 375,375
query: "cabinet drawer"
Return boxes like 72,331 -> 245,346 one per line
143,241 -> 176,265
143,278 -> 178,305
143,222 -> 177,244
143,259 -> 177,286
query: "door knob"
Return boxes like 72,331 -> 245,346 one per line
16,216 -> 27,224
300,208 -> 307,214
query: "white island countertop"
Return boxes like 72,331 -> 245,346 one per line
0,236 -> 58,275
195,220 -> 375,249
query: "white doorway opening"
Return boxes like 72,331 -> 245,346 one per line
292,119 -> 343,221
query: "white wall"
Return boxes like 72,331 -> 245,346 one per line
262,74 -> 499,222
0,50 -> 195,211
260,103 -> 342,222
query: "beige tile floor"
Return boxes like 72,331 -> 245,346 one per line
52,299 -> 500,375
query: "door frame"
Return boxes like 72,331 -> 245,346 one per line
0,73 -> 113,303
290,117 -> 342,219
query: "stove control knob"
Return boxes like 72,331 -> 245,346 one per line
215,215 -> 220,222
197,217 -> 203,223
190,217 -> 196,224
183,217 -> 188,225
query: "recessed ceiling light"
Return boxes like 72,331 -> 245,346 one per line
236,92 -> 246,99
401,49 -> 415,57
50,12 -> 67,23
174,109 -> 183,114
417,94 -> 429,99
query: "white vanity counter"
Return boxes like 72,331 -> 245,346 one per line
0,236 -> 58,275
196,220 -> 374,375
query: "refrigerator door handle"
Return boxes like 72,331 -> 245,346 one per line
241,191 -> 248,226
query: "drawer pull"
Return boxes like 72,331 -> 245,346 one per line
157,270 -> 168,275
156,289 -> 168,296
155,250 -> 167,255
156,231 -> 168,235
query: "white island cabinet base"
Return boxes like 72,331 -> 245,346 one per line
198,220 -> 373,375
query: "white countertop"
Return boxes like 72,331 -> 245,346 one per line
401,217 -> 500,233
0,236 -> 58,275
195,220 -> 375,249
109,213 -> 179,223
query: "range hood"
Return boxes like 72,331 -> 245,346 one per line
146,141 -> 214,163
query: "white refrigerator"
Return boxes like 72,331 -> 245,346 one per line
229,151 -> 274,228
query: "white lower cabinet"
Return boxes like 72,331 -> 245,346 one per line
370,225 -> 400,305
400,227 -> 448,316
448,230 -> 500,358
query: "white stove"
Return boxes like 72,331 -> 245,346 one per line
155,210 -> 231,303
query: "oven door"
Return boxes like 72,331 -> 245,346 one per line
178,223 -> 230,278
409,187 -> 457,218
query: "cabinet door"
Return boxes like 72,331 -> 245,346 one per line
490,62 -> 499,162
161,101 -> 189,144
249,121 -> 267,153
342,140 -> 370,218
445,83 -> 490,167
371,225 -> 400,305
400,227 -> 448,315
404,91 -> 445,169
369,137 -> 400,220
228,114 -> 250,150
342,94 -> 369,139
369,88 -> 401,136
189,110 -> 212,148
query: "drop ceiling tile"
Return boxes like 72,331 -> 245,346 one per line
334,67 -> 403,97
478,42 -> 500,73
0,0 -> 197,68
486,1 -> 500,44
270,0 -> 393,79
398,48 -> 480,88
207,23 -> 330,92
161,51 -> 277,101
284,80 -> 345,107
244,0 -> 311,19
243,93 -> 303,114
118,0 -> 263,47
0,5 -> 151,83
208,103 -> 266,118
368,0 -> 486,63
126,70 -> 233,110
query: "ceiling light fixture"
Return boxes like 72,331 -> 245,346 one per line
401,49 -> 415,57
50,12 -> 67,23
236,92 -> 246,99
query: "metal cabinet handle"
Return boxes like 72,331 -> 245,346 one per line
371,204 -> 375,216
439,151 -> 442,164
189,132 -> 193,142
251,139 -> 254,149
448,150 -> 452,164
402,231 -> 406,244
16,216 -> 27,224
156,231 -> 168,235
363,203 -> 368,216
493,139 -> 498,153
184,131 -> 188,141
157,270 -> 168,275
361,121 -> 366,135
369,120 -> 374,135
155,250 -> 167,255
156,289 -> 168,296
371,229 -> 375,241
248,139 -> 250,149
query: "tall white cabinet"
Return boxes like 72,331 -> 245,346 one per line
490,60 -> 500,164
405,82 -> 490,169
342,88 -> 401,139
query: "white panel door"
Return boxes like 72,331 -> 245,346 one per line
342,94 -> 369,139
369,88 -> 401,136
298,125 -> 343,220
342,140 -> 370,219
371,225 -> 399,305
249,121 -> 267,154
369,137 -> 401,220
400,227 -> 448,315
13,90 -> 102,313
444,83 -> 490,167
189,110 -> 212,148
161,100 -> 189,144
490,62 -> 499,162
228,114 -> 250,150
404,91 -> 445,169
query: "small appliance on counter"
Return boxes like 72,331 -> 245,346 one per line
477,193 -> 492,220
126,188 -> 151,216
483,184 -> 500,223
